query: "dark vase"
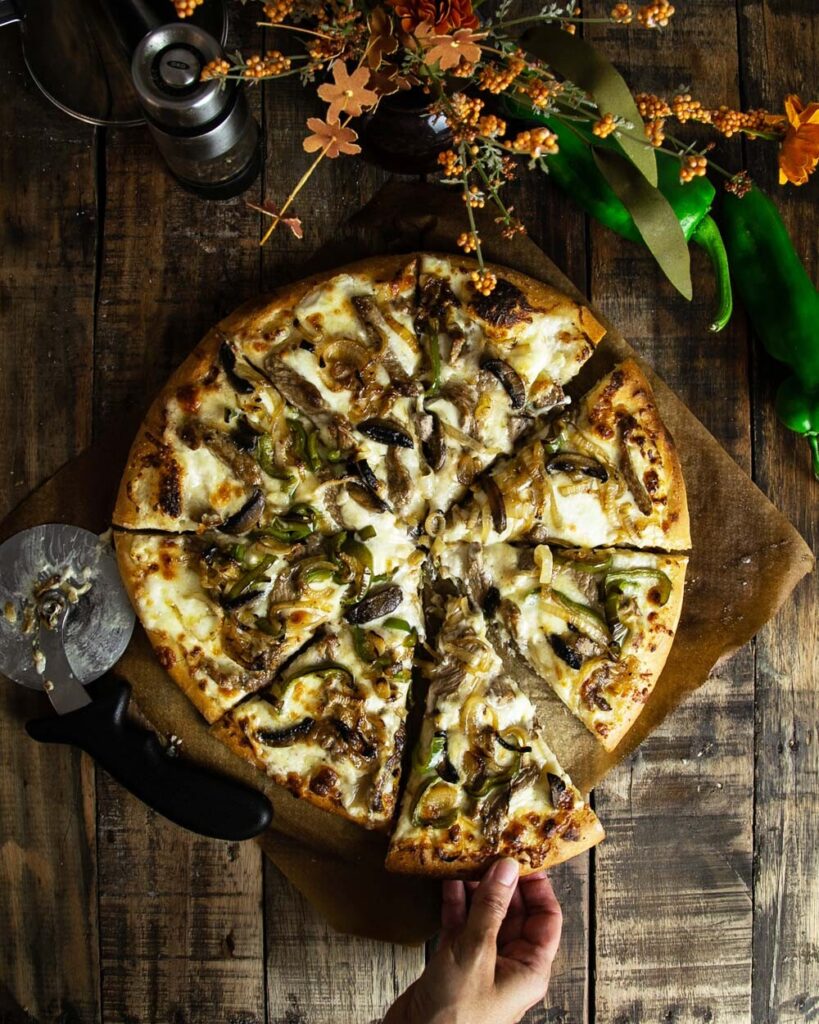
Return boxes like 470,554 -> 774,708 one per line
357,87 -> 453,174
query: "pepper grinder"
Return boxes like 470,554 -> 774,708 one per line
132,23 -> 260,200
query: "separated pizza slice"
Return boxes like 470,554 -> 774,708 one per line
115,524 -> 422,723
211,584 -> 424,828
386,598 -> 604,877
438,542 -> 687,751
412,254 -> 606,520
445,359 -> 690,551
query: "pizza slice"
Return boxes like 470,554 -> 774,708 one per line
412,254 -> 606,519
445,360 -> 690,551
115,524 -> 422,723
438,542 -> 687,751
386,598 -> 604,877
211,592 -> 423,828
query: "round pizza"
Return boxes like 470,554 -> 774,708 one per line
113,253 -> 689,875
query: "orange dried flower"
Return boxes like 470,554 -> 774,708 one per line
303,118 -> 362,158
388,0 -> 478,34
366,7 -> 399,68
778,95 -> 819,186
419,25 -> 484,70
317,63 -> 379,121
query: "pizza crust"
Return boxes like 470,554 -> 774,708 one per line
385,805 -> 605,879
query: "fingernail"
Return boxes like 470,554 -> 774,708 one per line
493,858 -> 519,887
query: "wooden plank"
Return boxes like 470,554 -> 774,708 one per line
93,24 -> 268,1023
0,31 -> 101,1024
586,5 -> 755,1020
264,864 -> 423,1023
737,6 -> 819,1022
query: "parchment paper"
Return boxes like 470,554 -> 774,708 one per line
2,182 -> 812,944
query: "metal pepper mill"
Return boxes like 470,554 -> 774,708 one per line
132,23 -> 261,199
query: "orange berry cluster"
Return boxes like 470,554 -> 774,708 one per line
200,58 -> 231,81
644,118 -> 666,147
243,51 -> 292,79
499,218 -> 526,240
262,0 -> 294,21
457,231 -> 479,253
610,2 -> 633,23
510,127 -> 559,158
478,54 -> 526,95
710,105 -> 778,137
524,78 -> 562,109
635,92 -> 672,119
172,0 -> 203,16
637,1 -> 675,27
679,154 -> 707,182
462,190 -> 486,208
470,268 -> 498,295
477,115 -> 507,138
448,93 -> 485,144
592,113 -> 617,138
671,93 -> 711,124
437,149 -> 464,177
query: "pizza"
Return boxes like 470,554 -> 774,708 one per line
436,542 -> 688,750
386,599 -> 604,876
114,254 -> 689,868
444,360 -> 690,550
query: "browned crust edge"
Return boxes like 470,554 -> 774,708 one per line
582,358 -> 691,550
385,805 -> 605,879
210,713 -> 394,832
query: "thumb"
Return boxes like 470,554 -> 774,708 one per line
462,858 -> 520,949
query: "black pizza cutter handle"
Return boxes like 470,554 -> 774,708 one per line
25,677 -> 273,841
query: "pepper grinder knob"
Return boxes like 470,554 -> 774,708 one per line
132,23 -> 260,199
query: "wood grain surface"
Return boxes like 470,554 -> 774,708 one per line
0,2 -> 817,1022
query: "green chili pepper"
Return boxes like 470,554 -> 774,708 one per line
230,543 -> 247,563
550,589 -> 611,645
227,554 -> 276,601
297,558 -> 339,584
306,430 -> 323,472
424,323 -> 442,398
717,185 -> 819,478
257,433 -> 293,481
287,418 -> 308,463
259,506 -> 316,543
280,661 -> 355,695
415,731 -> 447,771
501,101 -> 733,331
604,568 -> 672,606
353,626 -> 378,664
553,552 -> 612,575
358,525 -> 377,541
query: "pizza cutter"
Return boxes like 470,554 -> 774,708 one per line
0,524 -> 272,841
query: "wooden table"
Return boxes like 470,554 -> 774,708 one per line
1,3 -> 817,1022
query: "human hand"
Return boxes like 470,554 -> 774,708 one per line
383,859 -> 562,1024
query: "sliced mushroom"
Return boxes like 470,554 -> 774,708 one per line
548,633 -> 584,671
547,771 -> 570,810
348,459 -> 391,512
220,488 -> 265,534
481,358 -> 526,409
483,585 -> 501,618
385,447 -> 413,510
219,341 -> 254,395
546,451 -> 609,482
420,411 -> 446,472
344,584 -> 403,625
256,718 -> 315,746
358,418 -> 414,449
264,355 -> 327,415
620,418 -> 654,515
483,477 -> 507,534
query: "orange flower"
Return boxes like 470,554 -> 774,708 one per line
317,64 -> 379,122
366,7 -> 399,69
778,94 -> 819,186
387,0 -> 478,35
419,25 -> 484,70
303,118 -> 362,158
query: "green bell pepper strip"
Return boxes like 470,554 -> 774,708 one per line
717,186 -> 819,479
604,568 -> 672,606
411,776 -> 459,828
227,554 -> 276,601
500,100 -> 733,331
424,322 -> 442,398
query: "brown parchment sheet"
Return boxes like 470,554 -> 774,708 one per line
1,181 -> 813,945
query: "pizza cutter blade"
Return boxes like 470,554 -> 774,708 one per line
0,524 -> 272,841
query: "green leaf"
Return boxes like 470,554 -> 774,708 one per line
592,148 -> 692,299
522,24 -> 657,186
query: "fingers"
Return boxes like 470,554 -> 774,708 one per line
461,858 -> 520,950
441,880 -> 467,936
517,873 -> 563,970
